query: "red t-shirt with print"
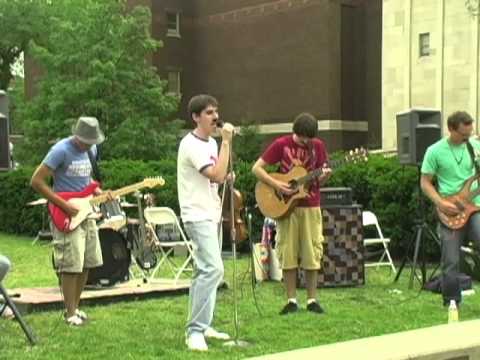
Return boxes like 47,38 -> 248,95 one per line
261,135 -> 329,207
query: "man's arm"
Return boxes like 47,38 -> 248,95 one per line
201,123 -> 234,183
30,164 -> 79,216
420,174 -> 459,216
252,158 -> 294,195
201,139 -> 231,183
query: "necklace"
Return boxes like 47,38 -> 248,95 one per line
448,140 -> 466,165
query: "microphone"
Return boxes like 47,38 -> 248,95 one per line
215,119 -> 236,135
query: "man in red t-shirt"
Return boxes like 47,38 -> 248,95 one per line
252,113 -> 332,315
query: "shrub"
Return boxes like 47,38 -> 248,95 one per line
0,154 -> 440,259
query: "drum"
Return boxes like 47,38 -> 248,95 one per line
100,199 -> 124,218
98,200 -> 127,231
87,228 -> 131,287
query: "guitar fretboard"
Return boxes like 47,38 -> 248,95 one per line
89,179 -> 163,205
295,160 -> 341,186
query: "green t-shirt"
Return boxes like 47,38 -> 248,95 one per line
421,137 -> 480,205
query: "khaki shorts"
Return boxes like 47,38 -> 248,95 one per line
52,219 -> 103,273
275,207 -> 324,270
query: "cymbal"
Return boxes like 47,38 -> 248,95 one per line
120,201 -> 137,208
27,198 -> 47,206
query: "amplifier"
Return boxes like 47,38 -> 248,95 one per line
320,187 -> 353,206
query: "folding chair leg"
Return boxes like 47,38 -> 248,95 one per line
385,249 -> 396,273
376,251 -> 387,271
173,254 -> 193,285
0,285 -> 37,345
149,248 -> 175,281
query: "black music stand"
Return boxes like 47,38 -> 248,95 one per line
0,285 -> 37,345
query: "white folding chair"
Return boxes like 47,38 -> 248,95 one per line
362,210 -> 396,273
143,207 -> 193,283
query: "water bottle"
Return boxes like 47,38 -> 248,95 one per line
448,299 -> 459,323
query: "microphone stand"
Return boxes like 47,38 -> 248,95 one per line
224,137 -> 249,348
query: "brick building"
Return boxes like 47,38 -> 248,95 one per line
26,0 -> 382,151
149,0 -> 382,150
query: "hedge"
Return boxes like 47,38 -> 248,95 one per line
0,154 -> 439,259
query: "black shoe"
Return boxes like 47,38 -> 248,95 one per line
279,301 -> 298,315
306,301 -> 324,314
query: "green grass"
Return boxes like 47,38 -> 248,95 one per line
0,232 -> 479,359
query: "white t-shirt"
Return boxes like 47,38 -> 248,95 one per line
177,132 -> 221,223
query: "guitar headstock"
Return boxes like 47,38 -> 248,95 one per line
143,177 -> 166,188
344,147 -> 368,164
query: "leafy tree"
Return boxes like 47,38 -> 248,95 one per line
17,0 -> 180,164
466,0 -> 480,16
0,0 -> 50,90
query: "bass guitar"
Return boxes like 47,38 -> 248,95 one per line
436,174 -> 480,229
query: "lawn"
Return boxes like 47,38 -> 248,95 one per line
0,232 -> 479,360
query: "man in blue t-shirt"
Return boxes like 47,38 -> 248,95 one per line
31,116 -> 106,326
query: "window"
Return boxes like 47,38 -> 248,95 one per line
419,33 -> 430,57
167,71 -> 181,95
166,12 -> 180,37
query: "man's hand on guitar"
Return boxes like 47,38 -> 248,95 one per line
318,163 -> 332,183
63,202 -> 80,217
94,188 -> 114,201
437,199 -> 460,216
274,180 -> 295,195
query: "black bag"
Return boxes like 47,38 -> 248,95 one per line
423,272 -> 472,305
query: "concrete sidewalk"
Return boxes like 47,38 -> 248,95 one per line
249,319 -> 480,360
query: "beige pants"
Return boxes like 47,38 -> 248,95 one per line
275,207 -> 324,270
52,219 -> 103,273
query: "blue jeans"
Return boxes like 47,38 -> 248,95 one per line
438,212 -> 480,276
0,255 -> 11,283
184,221 -> 224,336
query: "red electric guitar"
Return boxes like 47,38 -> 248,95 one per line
48,177 -> 165,233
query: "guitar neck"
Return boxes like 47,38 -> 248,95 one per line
468,177 -> 480,201
296,160 -> 340,186
90,181 -> 146,205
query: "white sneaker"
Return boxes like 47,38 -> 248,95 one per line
76,309 -> 87,321
65,314 -> 84,326
1,306 -> 14,319
186,332 -> 208,351
204,327 -> 231,340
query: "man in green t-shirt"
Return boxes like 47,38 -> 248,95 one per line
421,111 -> 480,305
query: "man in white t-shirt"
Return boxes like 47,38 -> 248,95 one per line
178,94 -> 234,351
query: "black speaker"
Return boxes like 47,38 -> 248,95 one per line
0,113 -> 9,170
415,124 -> 442,164
0,90 -> 8,116
396,109 -> 442,165
87,229 -> 130,287
0,91 -> 10,171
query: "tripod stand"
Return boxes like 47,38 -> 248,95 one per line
0,285 -> 37,345
394,167 -> 441,289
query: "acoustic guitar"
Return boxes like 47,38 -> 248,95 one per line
49,177 -> 165,233
255,148 -> 367,219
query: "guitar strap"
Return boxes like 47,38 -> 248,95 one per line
87,147 -> 102,183
466,140 -> 480,175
